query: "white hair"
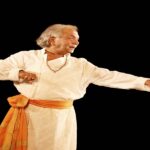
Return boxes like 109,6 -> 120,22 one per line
36,24 -> 78,48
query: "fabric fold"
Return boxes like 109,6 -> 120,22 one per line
0,94 -> 73,150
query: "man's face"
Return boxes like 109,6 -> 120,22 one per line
54,28 -> 79,55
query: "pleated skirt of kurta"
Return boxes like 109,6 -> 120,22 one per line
25,104 -> 77,150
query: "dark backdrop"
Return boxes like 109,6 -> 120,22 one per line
0,2 -> 150,149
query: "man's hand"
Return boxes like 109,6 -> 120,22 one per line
19,70 -> 37,84
144,79 -> 150,88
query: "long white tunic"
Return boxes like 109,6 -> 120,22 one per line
0,48 -> 149,150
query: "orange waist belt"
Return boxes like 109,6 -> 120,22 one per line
0,94 -> 73,150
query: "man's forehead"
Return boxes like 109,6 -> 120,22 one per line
62,28 -> 79,37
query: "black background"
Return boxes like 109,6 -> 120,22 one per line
0,1 -> 150,149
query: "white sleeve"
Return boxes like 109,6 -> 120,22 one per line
81,59 -> 150,92
0,51 -> 25,81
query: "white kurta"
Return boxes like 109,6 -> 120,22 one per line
0,48 -> 149,150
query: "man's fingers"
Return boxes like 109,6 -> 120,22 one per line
22,73 -> 37,82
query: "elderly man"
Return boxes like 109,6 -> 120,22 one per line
0,24 -> 150,150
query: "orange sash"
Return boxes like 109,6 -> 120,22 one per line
0,94 -> 73,150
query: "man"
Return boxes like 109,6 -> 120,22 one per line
0,24 -> 150,150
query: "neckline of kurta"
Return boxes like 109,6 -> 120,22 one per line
41,48 -> 70,73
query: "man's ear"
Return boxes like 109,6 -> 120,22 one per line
48,36 -> 56,46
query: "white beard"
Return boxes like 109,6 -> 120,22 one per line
69,48 -> 75,53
